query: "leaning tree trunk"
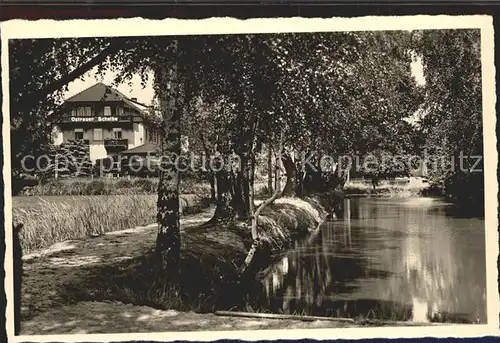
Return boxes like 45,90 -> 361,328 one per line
154,42 -> 182,281
240,130 -> 285,276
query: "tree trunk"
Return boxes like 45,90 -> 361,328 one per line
13,222 -> 23,335
212,165 -> 236,222
267,144 -> 273,194
242,156 -> 253,217
200,133 -> 216,202
209,173 -> 217,201
249,152 -> 256,213
310,163 -> 324,193
234,151 -> 252,218
282,152 -> 296,197
154,42 -> 182,281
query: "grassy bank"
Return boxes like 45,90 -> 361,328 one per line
59,197 -> 329,314
13,194 -> 211,254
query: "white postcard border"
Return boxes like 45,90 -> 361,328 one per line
1,15 -> 498,342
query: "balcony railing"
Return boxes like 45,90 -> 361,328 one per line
104,138 -> 128,149
65,139 -> 89,145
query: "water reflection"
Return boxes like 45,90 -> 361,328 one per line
253,197 -> 486,324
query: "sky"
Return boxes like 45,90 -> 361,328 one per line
64,57 -> 426,106
64,66 -> 155,105
411,57 -> 426,86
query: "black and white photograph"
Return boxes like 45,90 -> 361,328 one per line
2,16 -> 498,341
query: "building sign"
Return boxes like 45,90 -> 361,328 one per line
70,116 -> 120,122
105,138 -> 128,147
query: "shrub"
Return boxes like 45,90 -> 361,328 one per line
68,180 -> 87,195
180,180 -> 211,195
21,177 -> 219,197
85,180 -> 107,195
133,178 -> 158,193
115,179 -> 134,189
255,185 -> 271,198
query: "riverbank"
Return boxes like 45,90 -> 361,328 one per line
343,179 -> 429,198
20,196 -> 332,334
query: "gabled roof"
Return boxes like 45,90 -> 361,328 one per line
65,82 -> 149,114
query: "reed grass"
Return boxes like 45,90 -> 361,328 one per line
14,195 -> 157,254
14,191 -> 213,254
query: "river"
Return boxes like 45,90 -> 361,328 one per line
251,197 -> 486,324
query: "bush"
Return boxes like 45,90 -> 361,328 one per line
85,180 -> 107,195
133,178 -> 158,193
115,179 -> 134,189
180,179 -> 211,195
20,177 -> 215,197
255,185 -> 271,198
68,180 -> 87,195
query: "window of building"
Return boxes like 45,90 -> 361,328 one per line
118,107 -> 124,116
71,108 -> 77,117
74,128 -> 84,140
77,107 -> 86,116
113,128 -> 123,139
85,106 -> 92,116
104,106 -> 112,116
93,128 -> 103,141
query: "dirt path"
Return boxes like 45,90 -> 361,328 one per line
21,301 -> 358,334
20,208 -> 214,330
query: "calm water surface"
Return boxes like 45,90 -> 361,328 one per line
252,197 -> 486,323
